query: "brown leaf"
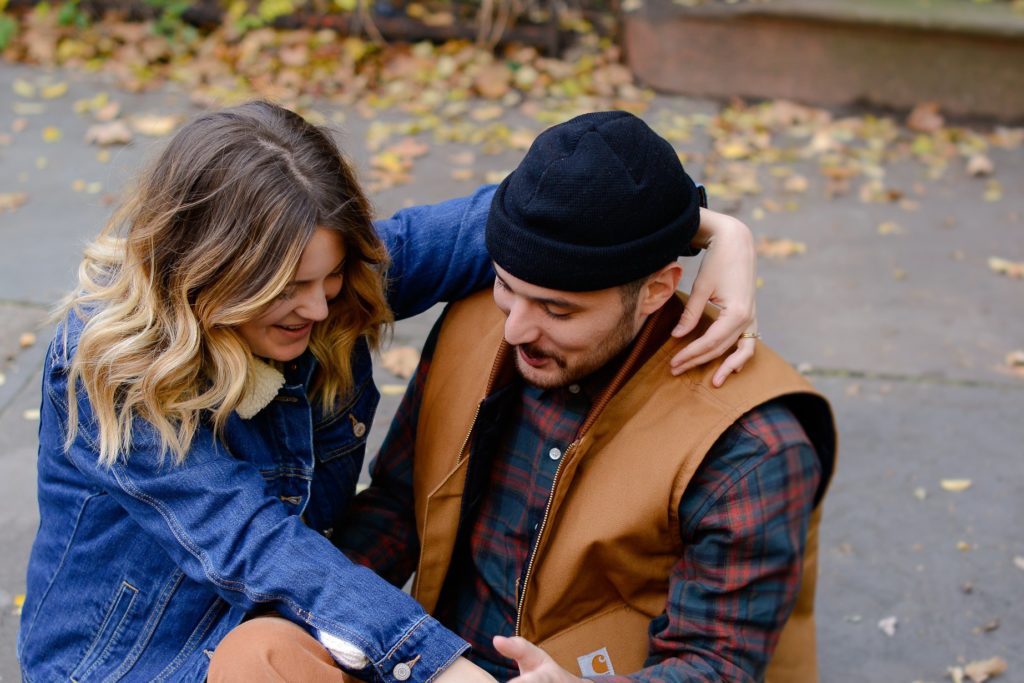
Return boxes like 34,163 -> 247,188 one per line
907,102 -> 944,133
756,237 -> 806,259
782,174 -> 808,193
381,346 -> 420,379
0,192 -> 29,212
966,154 -> 994,177
963,656 -> 1007,682
474,63 -> 513,100
972,619 -> 1000,635
19,332 -> 37,348
85,121 -> 134,146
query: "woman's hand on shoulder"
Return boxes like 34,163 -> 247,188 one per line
671,209 -> 758,387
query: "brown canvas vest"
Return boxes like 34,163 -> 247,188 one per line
410,290 -> 837,682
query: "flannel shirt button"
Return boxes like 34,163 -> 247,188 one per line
393,662 -> 412,681
548,447 -> 562,460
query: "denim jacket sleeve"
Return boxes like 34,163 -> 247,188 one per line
375,184 -> 497,320
47,337 -> 467,683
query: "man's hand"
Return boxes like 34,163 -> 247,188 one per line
493,635 -> 587,683
671,208 -> 758,386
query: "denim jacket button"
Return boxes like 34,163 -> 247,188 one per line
393,662 -> 412,681
352,421 -> 366,438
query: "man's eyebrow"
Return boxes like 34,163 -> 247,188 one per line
496,274 -> 580,310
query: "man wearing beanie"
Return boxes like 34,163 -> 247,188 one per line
333,112 -> 836,682
214,112 -> 835,683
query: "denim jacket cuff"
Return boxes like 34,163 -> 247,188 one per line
370,615 -> 469,683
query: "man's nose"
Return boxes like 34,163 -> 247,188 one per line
503,301 -> 540,346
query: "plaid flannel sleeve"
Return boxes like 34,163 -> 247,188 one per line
333,318 -> 443,588
603,399 -> 821,683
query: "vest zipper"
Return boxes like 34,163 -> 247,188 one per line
511,310 -> 666,635
455,402 -> 483,466
514,438 -> 579,636
456,340 -> 506,466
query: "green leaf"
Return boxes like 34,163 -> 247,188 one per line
0,14 -> 16,50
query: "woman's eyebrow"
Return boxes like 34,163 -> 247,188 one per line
290,259 -> 346,285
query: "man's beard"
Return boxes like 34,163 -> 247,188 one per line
513,306 -> 639,389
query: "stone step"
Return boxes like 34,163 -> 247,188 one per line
622,0 -> 1024,121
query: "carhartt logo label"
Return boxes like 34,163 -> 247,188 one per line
577,648 -> 615,677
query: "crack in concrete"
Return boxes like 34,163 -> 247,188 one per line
0,299 -> 53,311
801,366 -> 1024,391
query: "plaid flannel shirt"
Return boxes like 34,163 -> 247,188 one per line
338,323 -> 820,683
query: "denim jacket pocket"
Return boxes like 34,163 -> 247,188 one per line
69,580 -> 140,682
314,378 -> 378,463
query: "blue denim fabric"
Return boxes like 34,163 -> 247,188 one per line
18,187 -> 497,682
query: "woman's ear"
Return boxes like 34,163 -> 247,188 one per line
638,262 -> 684,316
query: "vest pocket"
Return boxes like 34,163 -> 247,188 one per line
69,581 -> 139,682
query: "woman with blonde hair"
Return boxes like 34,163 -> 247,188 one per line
18,101 -> 758,682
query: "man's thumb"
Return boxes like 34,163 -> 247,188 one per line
493,636 -> 548,672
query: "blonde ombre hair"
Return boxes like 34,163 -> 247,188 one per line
63,101 -> 392,466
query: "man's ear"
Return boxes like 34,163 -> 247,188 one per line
638,262 -> 683,316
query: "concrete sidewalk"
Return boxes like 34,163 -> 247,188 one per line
1,61 -> 1022,682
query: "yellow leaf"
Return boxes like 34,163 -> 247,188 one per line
984,180 -> 1003,202
988,257 -> 1024,279
41,82 -> 68,99
877,221 -> 903,236
380,384 -> 406,396
451,168 -> 474,181
13,79 -> 35,98
131,114 -> 181,137
370,151 -> 406,174
23,409 -> 40,421
19,332 -> 36,348
717,140 -> 751,160
940,479 -> 972,492
470,105 -> 504,122
42,127 -> 62,143
12,594 -> 24,616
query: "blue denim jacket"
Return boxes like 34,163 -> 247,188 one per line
18,187 -> 497,683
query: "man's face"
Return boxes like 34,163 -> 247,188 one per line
492,265 -> 642,389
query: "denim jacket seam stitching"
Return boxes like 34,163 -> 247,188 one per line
379,613 -> 428,664
19,490 -> 104,650
150,596 -> 226,682
109,467 -> 266,599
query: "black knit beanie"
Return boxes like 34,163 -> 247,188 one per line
485,110 -> 701,292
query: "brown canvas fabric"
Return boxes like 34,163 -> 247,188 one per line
412,290 -> 836,682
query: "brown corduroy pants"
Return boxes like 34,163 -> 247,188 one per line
207,615 -> 350,683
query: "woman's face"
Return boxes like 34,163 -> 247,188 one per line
237,227 -> 346,362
